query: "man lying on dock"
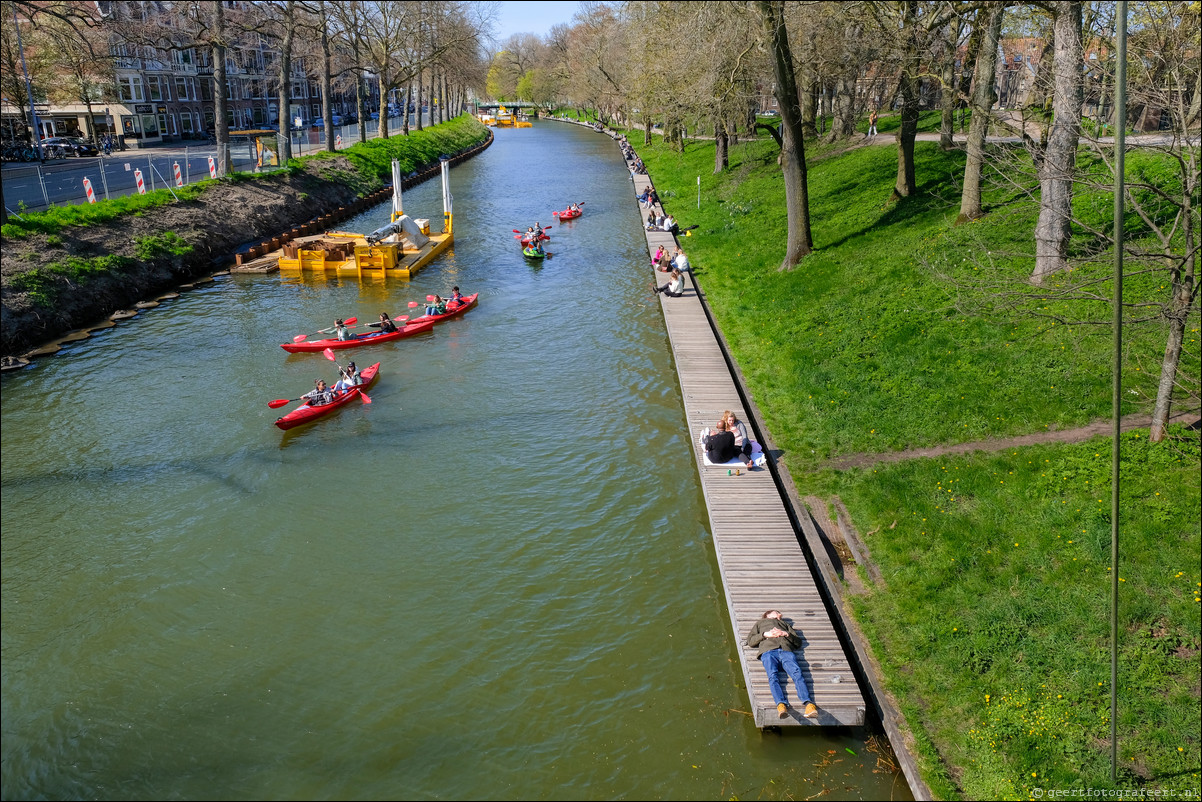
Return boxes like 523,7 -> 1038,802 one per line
746,610 -> 820,720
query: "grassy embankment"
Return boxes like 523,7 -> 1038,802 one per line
624,123 -> 1200,799
1,115 -> 488,309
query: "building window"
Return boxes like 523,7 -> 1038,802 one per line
118,76 -> 144,102
147,75 -> 169,102
180,112 -> 194,134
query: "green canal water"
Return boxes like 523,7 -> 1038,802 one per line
1,122 -> 911,801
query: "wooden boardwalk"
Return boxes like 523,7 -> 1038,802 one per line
623,142 -> 866,728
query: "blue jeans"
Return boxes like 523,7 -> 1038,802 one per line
760,648 -> 811,707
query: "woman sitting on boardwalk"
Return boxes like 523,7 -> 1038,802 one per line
652,269 -> 686,298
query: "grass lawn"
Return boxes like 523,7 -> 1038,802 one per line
623,122 -> 1201,799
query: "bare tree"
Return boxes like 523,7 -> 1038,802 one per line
957,0 -> 1005,223
757,0 -> 813,265
1026,1 -> 1084,283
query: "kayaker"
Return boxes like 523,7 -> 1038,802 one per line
373,312 -> 398,333
334,362 -> 361,392
321,319 -> 356,341
425,295 -> 448,316
302,379 -> 335,407
448,287 -> 465,308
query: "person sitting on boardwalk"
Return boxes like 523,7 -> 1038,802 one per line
746,610 -> 819,719
702,416 -> 753,469
723,410 -> 755,468
637,186 -> 651,205
662,213 -> 678,234
702,419 -> 738,464
652,268 -> 686,298
302,379 -> 335,406
672,248 -> 691,273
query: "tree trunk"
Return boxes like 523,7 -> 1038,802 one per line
958,7 -> 982,133
800,63 -> 817,139
938,15 -> 964,151
714,116 -> 728,173
1150,169 -> 1197,441
276,1 -> 295,163
416,69 -> 424,131
212,3 -> 231,175
830,73 -> 857,139
1031,1 -> 1083,283
643,116 -> 651,146
758,0 -> 813,267
376,74 -> 389,138
957,2 -> 1004,223
892,71 -> 919,199
403,82 -> 412,135
356,72 -> 367,143
320,2 -> 334,152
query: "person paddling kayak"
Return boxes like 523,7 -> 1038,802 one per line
320,319 -> 356,341
302,379 -> 335,406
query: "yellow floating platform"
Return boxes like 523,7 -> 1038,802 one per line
277,226 -> 453,280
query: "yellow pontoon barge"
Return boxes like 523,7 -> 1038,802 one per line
278,157 -> 454,279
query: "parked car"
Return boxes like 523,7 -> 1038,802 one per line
331,113 -> 343,126
43,136 -> 99,156
760,109 -> 779,117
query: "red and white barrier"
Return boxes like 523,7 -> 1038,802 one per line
134,168 -> 146,194
335,135 -> 342,148
173,162 -> 183,187
207,155 -> 217,179
83,177 -> 96,204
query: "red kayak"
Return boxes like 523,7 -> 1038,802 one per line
406,293 -> 479,325
280,319 -> 435,353
553,207 -> 582,220
275,362 -> 380,430
517,233 -> 550,247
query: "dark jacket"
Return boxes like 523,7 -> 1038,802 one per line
745,616 -> 802,657
704,429 -> 737,463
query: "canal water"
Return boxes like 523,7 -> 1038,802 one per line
1,122 -> 910,801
